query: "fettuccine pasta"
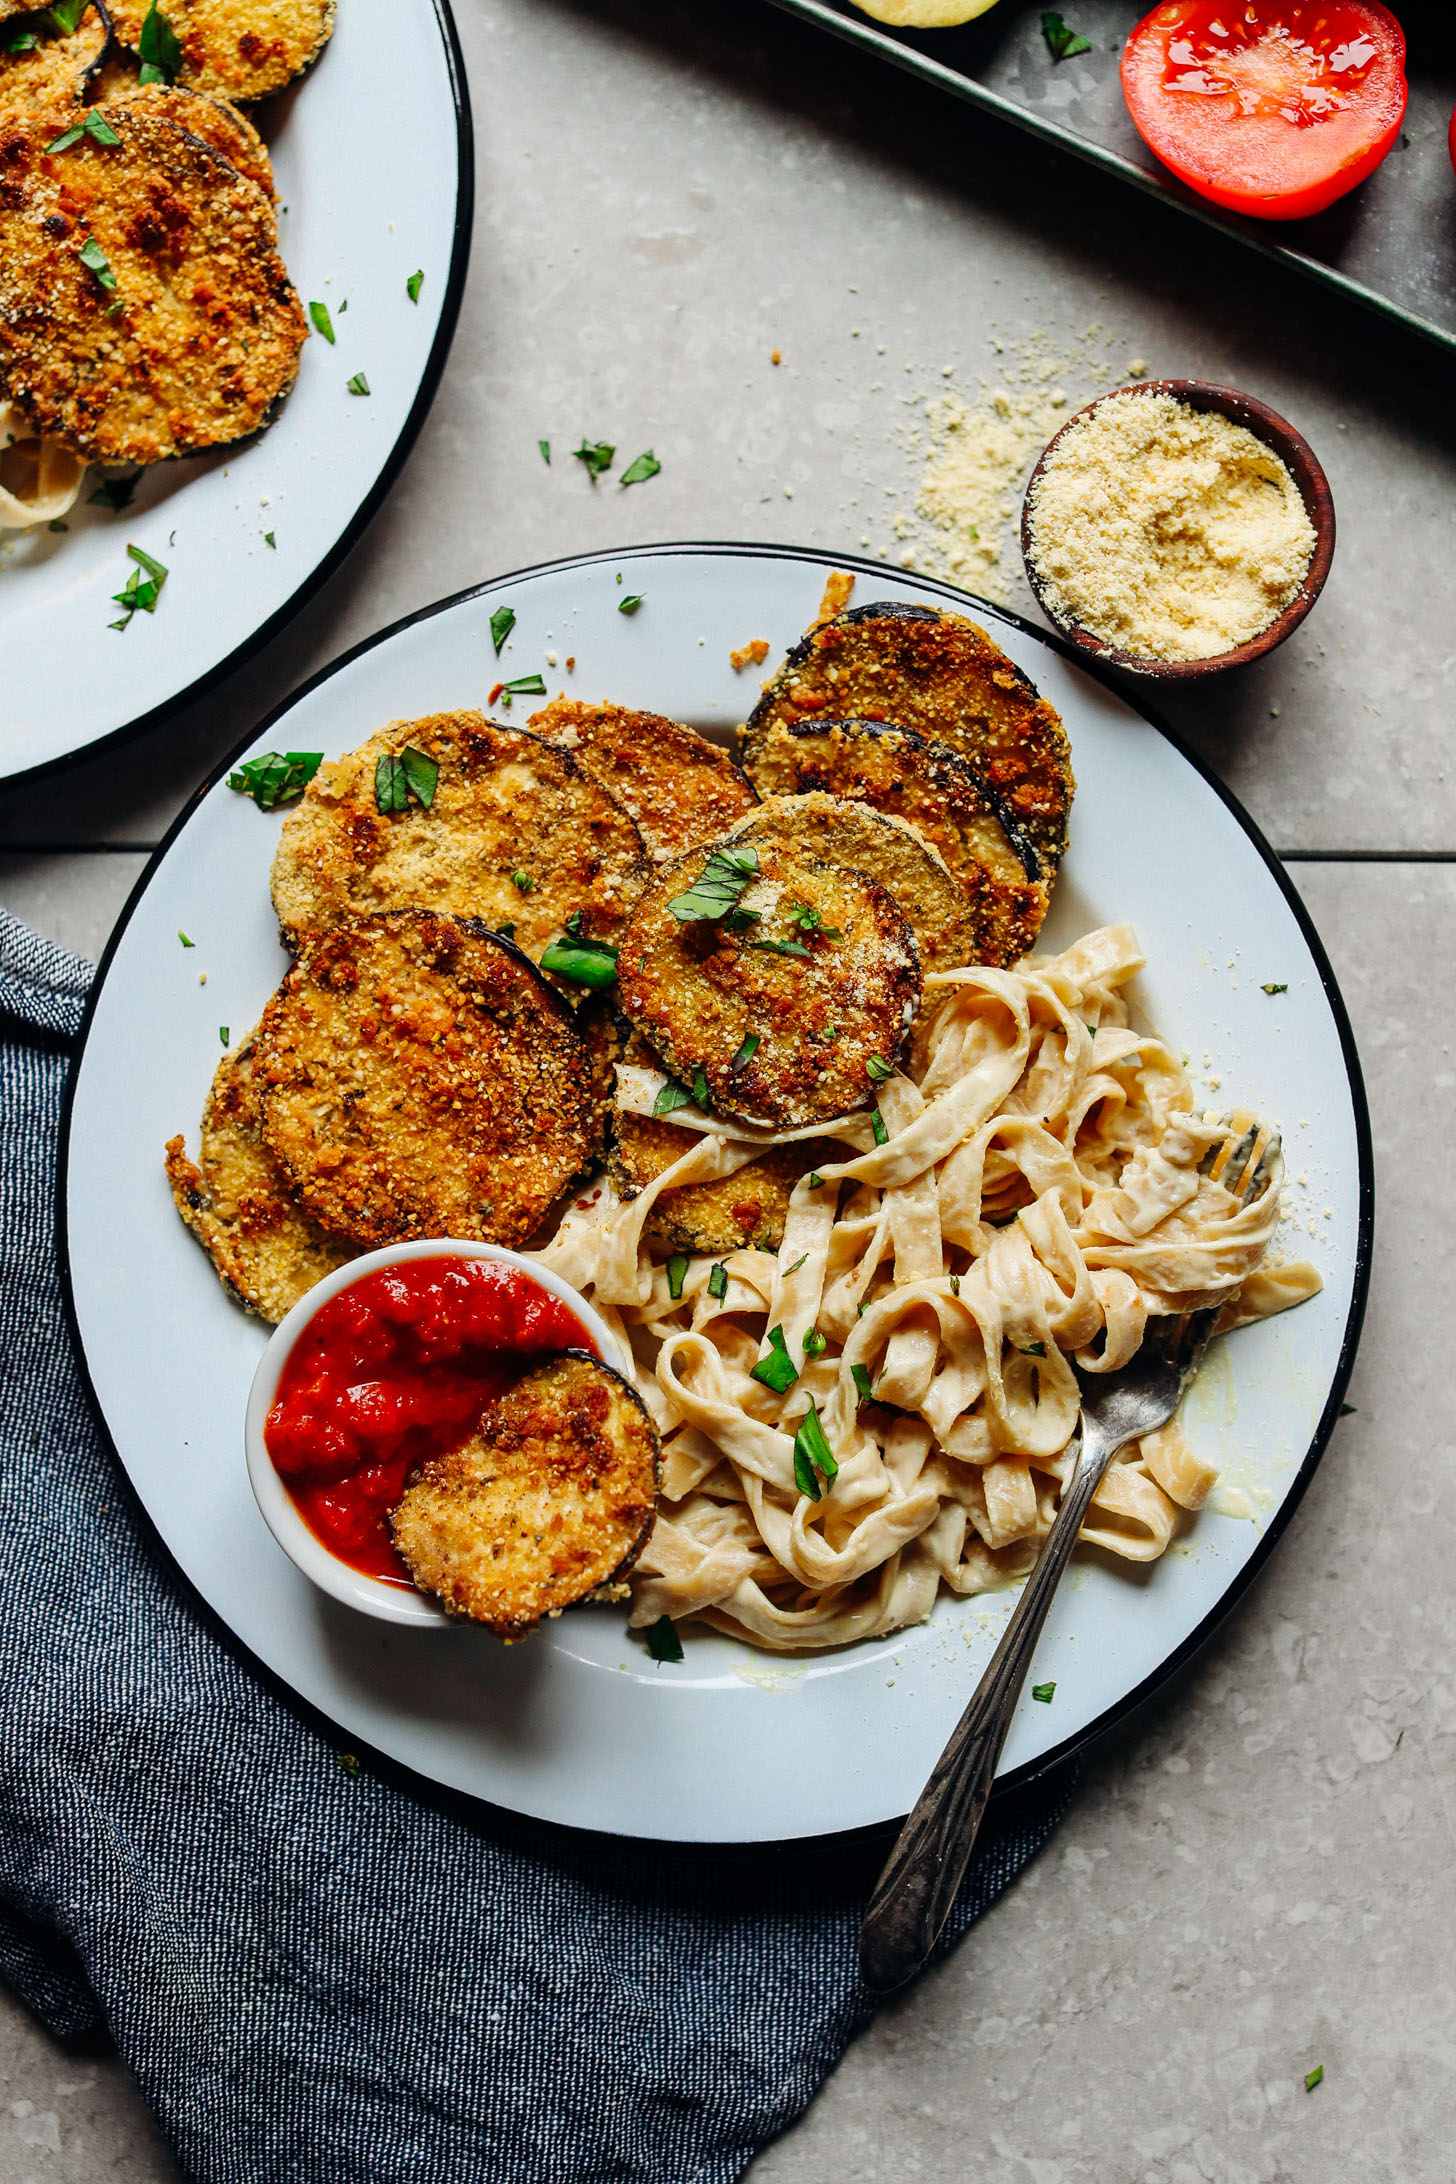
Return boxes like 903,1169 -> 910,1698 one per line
0,401 -> 88,531
538,925 -> 1321,1652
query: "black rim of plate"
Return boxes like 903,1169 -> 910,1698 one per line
3,0 -> 475,790
55,540 -> 1375,1845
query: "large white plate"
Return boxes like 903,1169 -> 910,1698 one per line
61,545 -> 1372,1843
0,0 -> 470,783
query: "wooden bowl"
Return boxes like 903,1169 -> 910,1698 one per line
1019,379 -> 1335,681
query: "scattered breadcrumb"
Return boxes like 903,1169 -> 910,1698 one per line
730,638 -> 771,673
815,568 -> 855,624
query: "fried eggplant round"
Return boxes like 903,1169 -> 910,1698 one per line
103,80 -> 275,196
269,711 -> 650,992
107,0 -> 334,101
390,1352 -> 660,1639
725,790 -> 970,975
610,1112 -> 821,1256
617,831 -> 920,1129
0,4 -> 108,119
743,602 -> 1074,881
0,98 -> 304,464
164,1033 -> 355,1324
745,719 -> 1050,966
529,696 -> 757,866
253,911 -> 594,1252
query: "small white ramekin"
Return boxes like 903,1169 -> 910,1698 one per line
244,1238 -> 624,1625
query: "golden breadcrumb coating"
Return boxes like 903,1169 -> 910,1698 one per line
529,696 -> 757,866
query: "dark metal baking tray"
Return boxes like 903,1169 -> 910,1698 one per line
763,0 -> 1456,354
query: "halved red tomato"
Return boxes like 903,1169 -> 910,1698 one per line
1122,2 -> 1408,222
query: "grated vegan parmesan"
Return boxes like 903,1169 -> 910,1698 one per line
1025,390 -> 1316,663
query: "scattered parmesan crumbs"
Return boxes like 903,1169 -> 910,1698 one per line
815,568 -> 855,623
730,638 -> 771,673
1025,390 -> 1316,662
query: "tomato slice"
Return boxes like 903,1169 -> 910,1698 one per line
1122,2 -> 1408,221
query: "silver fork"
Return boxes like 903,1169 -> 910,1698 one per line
859,1114 -> 1281,1994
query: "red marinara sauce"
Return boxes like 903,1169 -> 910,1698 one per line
265,1256 -> 594,1586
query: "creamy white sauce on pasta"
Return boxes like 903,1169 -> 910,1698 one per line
0,401 -> 87,530
539,926 -> 1321,1653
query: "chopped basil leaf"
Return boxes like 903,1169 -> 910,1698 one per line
346,372 -> 370,396
807,1172 -> 824,1189
792,1399 -> 838,1501
850,1362 -> 874,1404
538,438 -> 550,464
802,1325 -> 826,1360
48,518 -> 68,533
746,936 -> 811,960
668,842 -> 760,924
865,1054 -> 894,1083
263,530 -> 275,548
666,1254 -> 688,1301
618,594 -> 644,616
726,906 -> 761,932
406,269 -> 424,303
1339,1402 -> 1357,1417
1041,9 -> 1091,59
750,1326 -> 798,1394
227,750 -> 322,808
337,1751 -> 361,1778
400,746 -> 438,808
652,1078 -> 692,1119
785,1253 -> 807,1275
311,300 -> 336,344
619,449 -> 661,486
3,30 -> 38,51
707,1261 -> 728,1301
109,540 -> 167,627
786,901 -> 840,938
374,744 -> 437,815
573,438 -> 614,481
219,1025 -> 229,1045
47,0 -> 90,30
510,867 -> 534,893
503,674 -> 547,696
857,1299 -> 869,1317
178,930 -> 194,947
949,1272 -> 961,1297
692,1066 -> 711,1111
490,604 -> 516,655
88,471 -> 138,512
79,235 -> 116,292
1021,1340 -> 1047,1358
496,921 -> 515,940
870,1106 -> 888,1147
1031,1680 -> 1056,1702
645,1614 -> 684,1663
1304,2066 -> 1323,2092
541,910 -> 619,989
84,112 -> 121,145
730,1032 -> 760,1074
1261,982 -> 1288,995
137,0 -> 181,81
45,122 -> 85,154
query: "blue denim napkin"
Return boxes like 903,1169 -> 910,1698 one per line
0,907 -> 1077,2184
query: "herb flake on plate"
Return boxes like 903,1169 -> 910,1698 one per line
645,1614 -> 684,1663
540,909 -> 619,990
490,604 -> 516,655
1032,1681 -> 1056,1702
618,594 -> 644,616
573,438 -> 614,482
346,372 -> 370,396
502,673 -> 547,698
1261,982 -> 1288,995
109,541 -> 166,628
538,438 -> 551,464
309,300 -> 335,344
619,449 -> 661,487
228,750 -> 322,808
1041,9 -> 1091,59
1304,2066 -> 1323,2092
406,269 -> 424,304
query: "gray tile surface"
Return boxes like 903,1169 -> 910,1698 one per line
2,0 -> 1451,2176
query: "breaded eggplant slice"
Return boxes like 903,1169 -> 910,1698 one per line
743,603 -> 1074,882
725,791 -> 970,976
745,719 -> 1049,966
269,711 -> 649,990
0,4 -> 109,117
617,833 -> 920,1129
103,80 -> 275,197
0,100 -> 304,464
253,911 -> 594,1252
529,696 -> 757,866
577,996 -> 625,1163
107,0 -> 334,101
164,1033 -> 355,1324
390,1352 -> 660,1639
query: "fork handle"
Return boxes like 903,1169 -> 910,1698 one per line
859,1414 -> 1120,1994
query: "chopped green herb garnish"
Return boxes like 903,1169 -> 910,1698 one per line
503,674 -> 547,697
263,530 -> 275,548
406,269 -> 424,304
619,449 -> 661,486
346,372 -> 370,396
1304,2066 -> 1323,2092
785,901 -> 841,939
750,1326 -> 799,1394
3,30 -> 38,51
178,930 -> 194,947
746,936 -> 811,960
79,234 -> 116,293
1021,1340 -> 1047,1358
707,1261 -> 728,1301
870,1106 -> 888,1147
802,1326 -> 826,1360
1339,1402 -> 1357,1417
1261,982 -> 1288,995
692,1066 -> 711,1111
792,1399 -> 838,1501
618,594 -> 644,616
1041,9 -> 1091,59
48,519 -> 68,533
573,438 -> 614,481
652,1078 -> 692,1119
785,1254 -> 807,1275
949,1272 -> 961,1297
1031,1681 -> 1056,1703
645,1614 -> 684,1663
851,1362 -> 874,1405
730,1032 -> 760,1074
510,868 -> 534,893
857,1299 -> 869,1317
109,540 -> 167,627
219,1025 -> 229,1046
308,300 -> 335,343
807,1172 -> 824,1189
538,438 -> 550,464
541,910 -> 619,989
373,744 -> 438,814
865,1053 -> 894,1083
668,842 -> 760,924
89,472 -> 139,513
137,0 -> 181,81
337,1751 -> 361,1778
227,750 -> 322,808
401,746 -> 438,807
666,1254 -> 688,1301
47,0 -> 90,30
490,604 -> 516,655
45,110 -> 121,153
496,922 -> 515,940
